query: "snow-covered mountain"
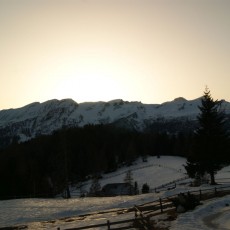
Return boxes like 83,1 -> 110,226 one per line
0,97 -> 230,144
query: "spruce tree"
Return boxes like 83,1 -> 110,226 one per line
124,170 -> 133,185
124,170 -> 134,195
185,88 -> 229,185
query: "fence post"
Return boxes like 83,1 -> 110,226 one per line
107,220 -> 110,230
199,189 -> 202,200
134,207 -> 138,219
159,198 -> 163,213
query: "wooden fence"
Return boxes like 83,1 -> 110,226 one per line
58,184 -> 230,230
57,219 -> 135,230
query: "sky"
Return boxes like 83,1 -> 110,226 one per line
0,0 -> 230,110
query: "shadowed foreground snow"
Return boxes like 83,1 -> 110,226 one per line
171,195 -> 230,230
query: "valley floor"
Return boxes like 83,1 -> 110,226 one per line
1,156 -> 230,229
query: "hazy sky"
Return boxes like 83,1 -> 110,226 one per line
1,0 -> 230,109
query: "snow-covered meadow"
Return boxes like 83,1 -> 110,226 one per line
1,155 -> 230,229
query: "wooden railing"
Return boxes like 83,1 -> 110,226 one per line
135,185 -> 230,219
134,205 -> 151,230
57,218 -> 134,230
58,184 -> 230,230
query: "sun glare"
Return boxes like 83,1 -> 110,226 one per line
52,71 -> 125,103
40,50 -> 132,103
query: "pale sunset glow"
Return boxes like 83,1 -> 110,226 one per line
1,0 -> 230,109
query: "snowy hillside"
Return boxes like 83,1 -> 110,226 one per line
73,155 -> 188,197
0,97 -> 230,143
1,155 -> 230,230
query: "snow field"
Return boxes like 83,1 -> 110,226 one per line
77,155 -> 187,194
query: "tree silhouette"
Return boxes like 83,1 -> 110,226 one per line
185,88 -> 229,184
123,170 -> 133,185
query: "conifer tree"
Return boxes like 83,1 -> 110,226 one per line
185,88 -> 229,184
124,170 -> 134,195
123,170 -> 133,185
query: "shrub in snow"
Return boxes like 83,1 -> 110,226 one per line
142,183 -> 150,194
89,177 -> 101,196
171,192 -> 200,212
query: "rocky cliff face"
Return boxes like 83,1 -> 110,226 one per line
0,97 -> 229,146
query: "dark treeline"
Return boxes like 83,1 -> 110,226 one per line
0,124 -> 193,199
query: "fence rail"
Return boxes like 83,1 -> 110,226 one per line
57,219 -> 134,230
58,184 -> 230,230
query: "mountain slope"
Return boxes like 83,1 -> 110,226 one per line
0,97 -> 230,144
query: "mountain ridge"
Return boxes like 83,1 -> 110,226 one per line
0,97 -> 230,145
